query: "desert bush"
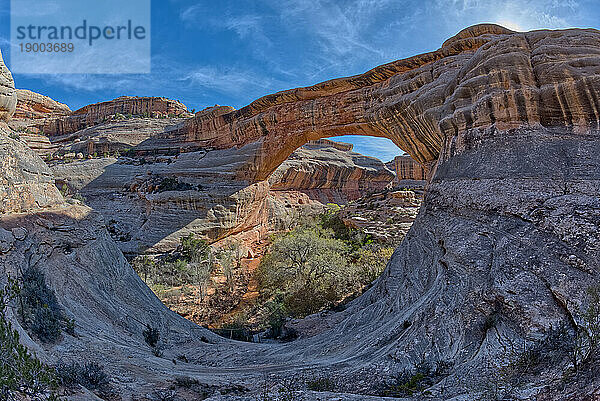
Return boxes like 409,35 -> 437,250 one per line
133,255 -> 156,283
217,248 -> 236,293
264,298 -> 287,337
174,376 -> 199,388
380,360 -> 452,397
179,233 -> 210,263
253,206 -> 393,331
306,376 -> 335,392
0,277 -> 60,400
352,245 -> 394,284
258,227 -> 350,318
154,177 -> 194,193
55,361 -> 109,390
8,132 -> 20,141
19,266 -> 72,342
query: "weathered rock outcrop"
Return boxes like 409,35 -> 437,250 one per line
269,139 -> 394,202
51,139 -> 392,254
340,189 -> 422,244
3,24 -> 600,400
0,125 -> 63,214
386,154 -> 427,182
11,89 -> 71,123
39,96 -> 191,137
0,52 -> 16,122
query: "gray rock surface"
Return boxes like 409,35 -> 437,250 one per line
0,51 -> 16,121
0,124 -> 64,214
2,26 -> 600,401
51,139 -> 393,254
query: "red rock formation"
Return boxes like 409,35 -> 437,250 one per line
388,155 -> 427,181
180,24 -> 600,182
11,89 -> 71,122
269,139 -> 394,202
44,96 -> 192,136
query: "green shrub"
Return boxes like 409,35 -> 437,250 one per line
258,227 -> 350,318
306,376 -> 335,392
19,266 -> 71,343
55,361 -> 109,390
143,324 -> 160,348
179,233 -> 210,263
174,376 -> 199,388
0,278 -> 60,400
155,177 -> 194,193
8,132 -> 20,141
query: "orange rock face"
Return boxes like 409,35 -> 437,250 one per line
12,89 -> 71,122
388,155 -> 427,181
180,24 -> 600,181
40,96 -> 191,136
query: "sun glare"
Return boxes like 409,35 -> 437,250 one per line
496,20 -> 524,32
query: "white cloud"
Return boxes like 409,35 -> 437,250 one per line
181,66 -> 287,97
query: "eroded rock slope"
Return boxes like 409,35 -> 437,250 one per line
2,24 -> 600,400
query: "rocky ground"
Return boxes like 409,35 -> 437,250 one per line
1,24 -> 600,401
340,188 -> 423,245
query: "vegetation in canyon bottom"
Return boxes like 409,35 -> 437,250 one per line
131,204 -> 394,340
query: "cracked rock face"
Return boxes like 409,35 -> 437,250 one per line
0,51 -> 16,122
2,25 -> 600,399
0,126 -> 64,214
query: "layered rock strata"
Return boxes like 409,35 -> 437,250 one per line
0,51 -> 16,122
2,24 -> 600,399
386,154 -> 427,182
26,95 -> 191,137
51,139 -> 394,254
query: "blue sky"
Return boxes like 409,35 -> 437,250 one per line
1,0 -> 598,161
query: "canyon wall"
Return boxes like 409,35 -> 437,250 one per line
51,138 -> 394,254
1,24 -> 600,399
24,95 -> 191,137
387,154 -> 427,181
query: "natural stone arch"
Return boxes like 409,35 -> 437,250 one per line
182,24 -> 600,182
2,24 -> 600,399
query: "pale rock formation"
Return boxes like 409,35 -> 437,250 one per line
0,124 -> 63,214
51,139 -> 393,254
340,189 -> 422,244
37,95 -> 191,137
269,139 -> 395,202
0,52 -> 16,122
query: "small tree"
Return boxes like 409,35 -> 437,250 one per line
218,249 -> 236,293
133,255 -> 155,283
0,278 -> 60,400
258,227 -> 349,317
179,233 -> 210,263
190,260 -> 212,302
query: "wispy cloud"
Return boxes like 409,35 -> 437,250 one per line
180,65 -> 287,97
429,0 -> 580,31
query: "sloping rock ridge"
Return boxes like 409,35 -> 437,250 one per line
2,24 -> 600,400
32,95 -> 192,137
